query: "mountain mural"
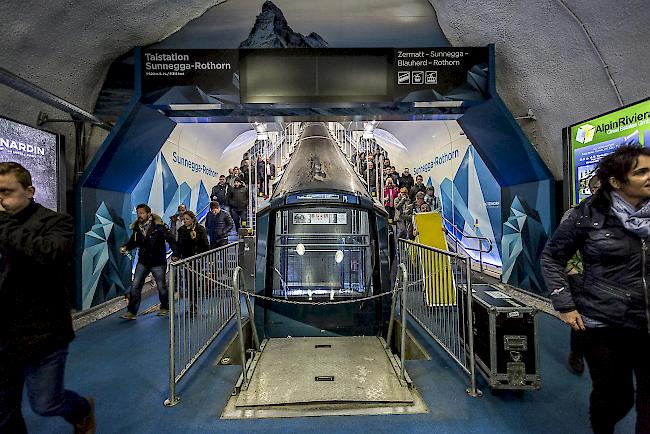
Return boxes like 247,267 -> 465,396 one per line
240,1 -> 328,48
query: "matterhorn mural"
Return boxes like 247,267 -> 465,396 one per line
240,1 -> 328,48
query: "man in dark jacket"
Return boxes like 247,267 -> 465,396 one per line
227,178 -> 249,230
0,162 -> 95,433
120,203 -> 176,319
363,160 -> 378,196
399,168 -> 415,191
211,175 -> 229,211
205,201 -> 234,248
409,175 -> 427,200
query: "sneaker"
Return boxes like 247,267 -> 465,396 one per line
156,308 -> 169,316
74,397 -> 96,434
120,311 -> 137,320
568,352 -> 584,374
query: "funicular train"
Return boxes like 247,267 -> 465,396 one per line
253,123 -> 393,338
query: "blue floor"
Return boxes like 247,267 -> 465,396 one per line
23,295 -> 635,434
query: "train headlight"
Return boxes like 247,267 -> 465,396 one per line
296,243 -> 305,256
335,250 -> 344,263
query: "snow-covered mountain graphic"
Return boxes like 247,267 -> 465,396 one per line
240,1 -> 328,48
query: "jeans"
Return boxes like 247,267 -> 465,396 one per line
230,208 -> 244,231
127,262 -> 168,314
0,345 -> 89,433
583,327 -> 650,434
210,238 -> 228,250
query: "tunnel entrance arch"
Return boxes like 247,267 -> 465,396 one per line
77,45 -> 553,312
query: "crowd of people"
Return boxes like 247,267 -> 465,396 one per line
353,148 -> 441,240
211,152 -> 278,231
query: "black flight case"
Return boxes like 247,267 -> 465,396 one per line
465,283 -> 541,391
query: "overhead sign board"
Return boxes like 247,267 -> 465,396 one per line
392,48 -> 488,102
140,47 -> 490,105
141,49 -> 240,99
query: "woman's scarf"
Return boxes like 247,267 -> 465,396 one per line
610,191 -> 650,238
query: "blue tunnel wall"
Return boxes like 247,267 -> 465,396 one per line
76,103 -> 175,310
459,96 -> 556,296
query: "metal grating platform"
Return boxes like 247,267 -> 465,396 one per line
222,336 -> 428,419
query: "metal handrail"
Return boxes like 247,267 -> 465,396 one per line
441,215 -> 493,273
164,242 -> 240,407
397,239 -> 481,397
233,267 -> 249,389
441,215 -> 492,253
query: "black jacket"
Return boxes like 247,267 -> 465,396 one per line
409,183 -> 427,200
541,193 -> 650,332
205,209 -> 234,243
0,201 -> 75,365
211,183 -> 228,205
399,174 -> 415,191
175,224 -> 209,259
228,185 -> 249,211
123,214 -> 176,267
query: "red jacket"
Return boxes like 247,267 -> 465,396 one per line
384,186 -> 399,208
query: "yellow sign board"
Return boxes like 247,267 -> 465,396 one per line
413,211 -> 456,306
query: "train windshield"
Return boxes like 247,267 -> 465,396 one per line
273,206 -> 373,299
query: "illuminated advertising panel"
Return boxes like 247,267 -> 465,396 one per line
0,117 -> 59,211
568,98 -> 650,205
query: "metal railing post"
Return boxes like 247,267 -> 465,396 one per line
464,258 -> 481,397
399,263 -> 407,383
233,267 -> 249,389
164,264 -> 180,407
385,264 -> 402,350
244,293 -> 260,351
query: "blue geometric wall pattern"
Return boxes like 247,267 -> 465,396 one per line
131,150 -> 214,224
161,152 -> 178,207
197,180 -> 210,214
501,196 -> 548,294
438,146 -> 502,266
81,201 -> 129,309
471,146 -> 503,258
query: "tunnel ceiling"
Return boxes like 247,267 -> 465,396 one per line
0,0 -> 649,180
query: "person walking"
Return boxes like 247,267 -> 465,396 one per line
169,203 -> 186,241
120,204 -> 176,319
394,187 -> 413,240
173,210 -> 209,259
399,168 -> 415,191
205,201 -> 234,249
211,175 -> 229,212
409,175 -> 427,201
541,145 -> 650,434
383,177 -> 399,223
171,211 -> 210,316
227,178 -> 249,231
0,162 -> 95,434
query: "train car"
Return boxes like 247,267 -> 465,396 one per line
254,123 -> 392,338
